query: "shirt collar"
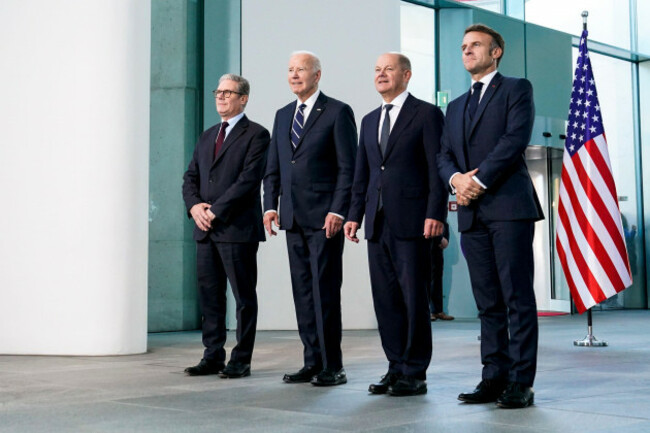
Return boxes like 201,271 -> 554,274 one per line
221,111 -> 245,128
297,89 -> 321,107
471,70 -> 498,91
382,90 -> 409,108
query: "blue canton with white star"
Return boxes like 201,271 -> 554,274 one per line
565,30 -> 604,157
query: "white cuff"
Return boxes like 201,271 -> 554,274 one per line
264,209 -> 277,215
328,212 -> 345,220
449,172 -> 461,195
472,175 -> 487,189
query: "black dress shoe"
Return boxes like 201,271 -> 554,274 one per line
184,359 -> 225,376
283,365 -> 321,383
219,361 -> 251,378
311,368 -> 347,386
496,382 -> 535,408
388,376 -> 427,396
458,379 -> 507,403
368,372 -> 399,394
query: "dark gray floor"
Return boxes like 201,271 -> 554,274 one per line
1,310 -> 649,432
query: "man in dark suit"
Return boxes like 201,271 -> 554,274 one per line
344,53 -> 447,396
437,24 -> 544,408
263,51 -> 357,386
182,73 -> 270,379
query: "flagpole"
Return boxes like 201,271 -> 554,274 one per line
571,10 -> 608,348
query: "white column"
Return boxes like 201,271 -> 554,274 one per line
0,0 -> 150,355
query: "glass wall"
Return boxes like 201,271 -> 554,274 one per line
525,0 -> 631,50
638,1 -> 650,54
400,2 -> 436,103
452,0 -> 502,14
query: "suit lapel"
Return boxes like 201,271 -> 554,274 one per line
383,94 -> 416,161
212,115 -> 249,166
366,107 -> 382,160
294,92 -> 326,152
468,72 -> 503,138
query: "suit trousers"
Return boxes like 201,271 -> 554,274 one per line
428,237 -> 444,314
460,213 -> 538,386
285,225 -> 344,371
196,239 -> 259,364
367,212 -> 432,380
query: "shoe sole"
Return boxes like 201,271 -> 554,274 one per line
496,397 -> 534,409
388,388 -> 427,396
283,377 -> 314,384
311,379 -> 347,387
368,388 -> 388,395
219,370 -> 251,379
457,397 -> 498,404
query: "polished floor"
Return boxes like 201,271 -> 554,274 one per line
1,310 -> 649,432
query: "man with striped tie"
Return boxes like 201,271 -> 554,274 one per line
263,51 -> 357,386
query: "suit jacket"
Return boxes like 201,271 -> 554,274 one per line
437,73 -> 544,232
182,114 -> 270,242
348,94 -> 447,240
263,92 -> 357,230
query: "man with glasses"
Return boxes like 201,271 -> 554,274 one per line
263,51 -> 357,386
182,73 -> 270,379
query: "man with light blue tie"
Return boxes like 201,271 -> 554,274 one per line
263,51 -> 357,387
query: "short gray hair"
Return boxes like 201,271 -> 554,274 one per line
387,52 -> 411,71
218,73 -> 250,96
290,50 -> 321,72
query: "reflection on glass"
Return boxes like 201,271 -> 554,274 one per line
400,3 -> 436,103
451,0 -> 502,13
525,0 -> 630,50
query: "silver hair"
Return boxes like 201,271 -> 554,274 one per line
218,73 -> 250,96
290,50 -> 322,72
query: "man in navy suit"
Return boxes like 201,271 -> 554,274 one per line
344,53 -> 447,396
437,24 -> 544,408
263,51 -> 357,386
182,74 -> 270,379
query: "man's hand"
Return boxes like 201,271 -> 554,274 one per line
344,221 -> 360,243
322,214 -> 343,239
263,211 -> 280,236
190,203 -> 212,231
452,168 -> 484,206
423,218 -> 444,238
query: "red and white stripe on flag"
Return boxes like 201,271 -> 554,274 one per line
555,29 -> 632,314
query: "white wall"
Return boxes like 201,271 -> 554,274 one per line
241,0 -> 401,329
0,0 -> 150,355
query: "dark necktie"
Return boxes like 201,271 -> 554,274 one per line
467,82 -> 484,120
291,103 -> 306,150
214,121 -> 229,160
379,104 -> 393,157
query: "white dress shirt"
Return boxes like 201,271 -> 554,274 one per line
221,111 -> 245,138
266,89 -> 344,221
449,70 -> 499,193
377,90 -> 409,141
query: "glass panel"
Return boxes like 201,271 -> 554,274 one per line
525,0 -> 630,50
638,1 -> 650,54
400,3 -> 436,103
452,0 -> 502,13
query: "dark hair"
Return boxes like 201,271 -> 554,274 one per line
464,24 -> 505,66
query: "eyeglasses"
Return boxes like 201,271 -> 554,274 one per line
213,89 -> 243,98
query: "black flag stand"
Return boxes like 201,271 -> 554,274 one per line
572,11 -> 608,349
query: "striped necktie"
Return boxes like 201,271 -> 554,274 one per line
291,103 -> 306,149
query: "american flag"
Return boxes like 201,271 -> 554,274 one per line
556,29 -> 632,314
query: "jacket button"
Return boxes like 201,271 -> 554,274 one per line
380,166 -> 385,171
209,178 -> 213,183
291,160 -> 296,164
